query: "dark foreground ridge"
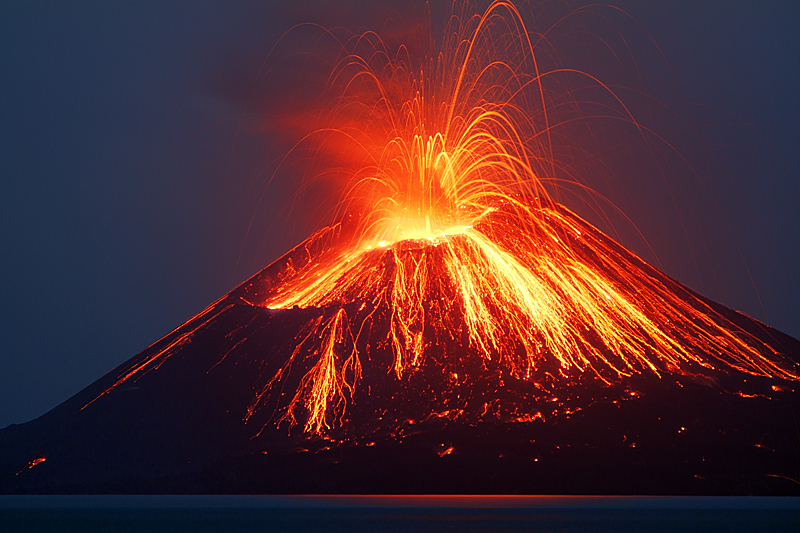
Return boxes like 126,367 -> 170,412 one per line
2,209 -> 800,494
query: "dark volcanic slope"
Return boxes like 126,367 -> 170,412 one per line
2,209 -> 800,494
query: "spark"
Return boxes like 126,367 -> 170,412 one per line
15,455 -> 46,476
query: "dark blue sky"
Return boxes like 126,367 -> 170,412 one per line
2,0 -> 799,428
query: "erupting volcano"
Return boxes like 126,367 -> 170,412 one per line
3,1 -> 799,494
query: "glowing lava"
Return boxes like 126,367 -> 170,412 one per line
241,2 -> 800,434
88,1 -> 799,437
15,456 -> 45,476
254,201 -> 798,434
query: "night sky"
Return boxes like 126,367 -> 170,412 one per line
2,0 -> 799,429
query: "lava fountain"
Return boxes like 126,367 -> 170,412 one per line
87,1 -> 799,440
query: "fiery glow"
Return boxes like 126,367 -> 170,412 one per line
255,201 -> 798,433
15,455 -> 46,476
86,2 -> 799,436
243,1 -> 799,434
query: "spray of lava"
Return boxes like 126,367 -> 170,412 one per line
85,2 -> 799,436
240,1 -> 800,434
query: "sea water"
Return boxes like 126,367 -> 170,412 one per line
1,495 -> 798,532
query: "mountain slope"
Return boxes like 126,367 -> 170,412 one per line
3,205 -> 799,494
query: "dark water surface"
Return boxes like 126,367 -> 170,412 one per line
1,496 -> 798,532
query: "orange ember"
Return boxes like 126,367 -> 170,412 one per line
15,455 -> 46,476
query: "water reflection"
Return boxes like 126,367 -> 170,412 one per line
2,495 -> 798,532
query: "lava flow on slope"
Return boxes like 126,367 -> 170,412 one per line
3,1 -> 800,494
227,200 -> 798,439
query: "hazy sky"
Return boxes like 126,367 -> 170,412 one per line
2,0 -> 799,429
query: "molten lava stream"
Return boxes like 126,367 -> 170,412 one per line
89,1 -> 800,438
252,202 -> 798,435
240,1 -> 800,435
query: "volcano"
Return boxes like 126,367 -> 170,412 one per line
4,1 -> 800,496
3,203 -> 799,495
